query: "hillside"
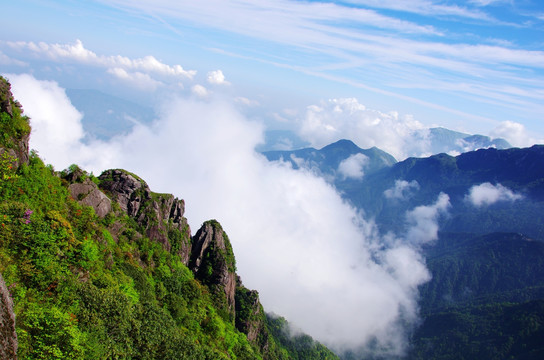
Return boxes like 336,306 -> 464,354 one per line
0,76 -> 338,359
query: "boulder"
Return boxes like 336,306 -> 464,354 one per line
69,179 -> 112,218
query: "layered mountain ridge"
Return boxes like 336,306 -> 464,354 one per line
266,137 -> 544,359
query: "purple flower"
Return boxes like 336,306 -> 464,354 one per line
23,209 -> 33,224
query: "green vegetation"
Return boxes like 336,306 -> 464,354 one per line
0,76 -> 338,359
1,152 -> 250,359
0,78 -> 30,149
409,300 -> 544,360
407,232 -> 544,359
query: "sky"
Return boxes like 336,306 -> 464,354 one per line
1,0 -> 542,356
1,0 -> 544,147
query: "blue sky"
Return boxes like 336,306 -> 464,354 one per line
1,0 -> 544,149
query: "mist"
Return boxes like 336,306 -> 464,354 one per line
8,74 -> 452,356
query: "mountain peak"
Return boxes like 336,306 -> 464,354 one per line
320,138 -> 361,152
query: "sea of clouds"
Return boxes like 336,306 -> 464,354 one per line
5,73 -> 464,355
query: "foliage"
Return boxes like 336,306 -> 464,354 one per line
0,152 -> 266,358
407,232 -> 544,359
408,300 -> 544,360
266,314 -> 339,360
0,78 -> 30,149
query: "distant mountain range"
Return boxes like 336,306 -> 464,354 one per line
263,139 -> 396,182
65,89 -> 511,159
265,138 -> 544,359
259,127 -> 511,158
265,139 -> 544,236
423,126 -> 511,155
66,88 -> 155,140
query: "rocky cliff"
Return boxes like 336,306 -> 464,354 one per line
98,169 -> 192,264
0,272 -> 17,360
190,220 -> 237,319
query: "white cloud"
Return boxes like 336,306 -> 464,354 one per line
191,84 -> 209,98
384,180 -> 420,200
234,96 -> 260,107
6,39 -> 196,89
466,182 -> 523,207
5,73 -> 86,169
9,74 -> 450,356
404,193 -> 450,245
0,51 -> 27,67
298,98 -> 426,160
338,153 -> 369,180
490,120 -> 539,147
207,70 -> 230,85
106,67 -> 162,90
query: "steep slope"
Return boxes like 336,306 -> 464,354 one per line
420,232 -> 544,312
405,232 -> 544,359
0,76 -> 338,360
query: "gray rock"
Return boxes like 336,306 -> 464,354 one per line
99,169 -> 192,264
69,180 -> 112,218
190,221 -> 237,316
0,272 -> 17,360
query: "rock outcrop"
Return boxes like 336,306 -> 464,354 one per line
69,179 -> 112,218
235,283 -> 271,353
0,272 -> 17,360
99,169 -> 192,263
190,220 -> 237,318
64,167 -> 112,218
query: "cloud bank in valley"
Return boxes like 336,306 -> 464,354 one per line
9,74 -> 452,355
337,153 -> 369,180
385,180 -> 421,201
466,182 -> 523,207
